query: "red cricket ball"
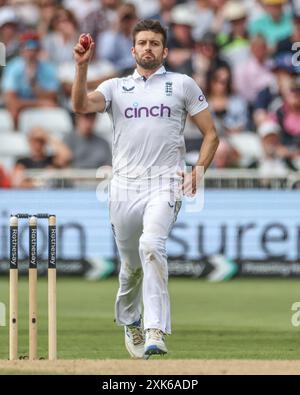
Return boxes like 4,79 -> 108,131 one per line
80,34 -> 92,51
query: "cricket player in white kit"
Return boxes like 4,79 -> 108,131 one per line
72,20 -> 219,358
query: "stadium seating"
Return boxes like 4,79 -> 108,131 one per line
0,132 -> 30,169
18,108 -> 73,138
228,132 -> 264,167
0,109 -> 14,131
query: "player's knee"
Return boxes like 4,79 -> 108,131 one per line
120,265 -> 143,281
139,234 -> 166,261
119,259 -> 143,280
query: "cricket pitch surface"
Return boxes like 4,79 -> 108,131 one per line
1,359 -> 300,375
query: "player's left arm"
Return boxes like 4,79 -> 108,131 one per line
181,109 -> 219,196
192,108 -> 219,172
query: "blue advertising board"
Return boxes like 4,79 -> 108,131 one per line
0,189 -> 299,278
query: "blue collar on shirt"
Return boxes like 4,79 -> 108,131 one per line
132,65 -> 167,80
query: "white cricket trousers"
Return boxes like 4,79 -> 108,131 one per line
109,176 -> 181,334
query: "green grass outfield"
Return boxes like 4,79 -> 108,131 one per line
1,277 -> 300,360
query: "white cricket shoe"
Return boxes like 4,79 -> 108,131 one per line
124,318 -> 145,359
145,328 -> 168,356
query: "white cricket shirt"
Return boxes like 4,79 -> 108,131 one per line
96,66 -> 208,180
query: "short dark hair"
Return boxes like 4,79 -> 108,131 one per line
133,19 -> 167,48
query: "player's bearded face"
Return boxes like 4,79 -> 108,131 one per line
135,49 -> 164,69
133,32 -> 167,70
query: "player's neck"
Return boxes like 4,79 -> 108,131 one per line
136,64 -> 163,80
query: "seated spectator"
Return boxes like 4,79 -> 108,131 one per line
166,5 -> 196,75
42,7 -> 79,65
0,6 -> 20,68
206,64 -> 249,135
56,6 -> 116,103
206,64 -> 249,168
192,31 -> 229,90
217,0 -> 250,68
292,0 -> 300,14
63,0 -> 100,24
79,0 -> 120,49
244,0 -> 265,23
37,0 -> 58,38
0,165 -> 11,188
148,0 -> 177,28
249,0 -> 293,50
10,0 -> 40,28
188,0 -> 227,41
96,3 -> 138,75
2,31 -> 59,128
41,6 -> 115,103
251,120 -> 296,176
11,127 -> 72,188
64,113 -> 112,169
253,52 -> 296,126
271,76 -> 300,154
234,35 -> 275,107
276,8 -> 300,56
129,0 -> 159,19
0,7 -> 19,94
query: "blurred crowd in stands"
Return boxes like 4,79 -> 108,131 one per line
0,0 -> 300,188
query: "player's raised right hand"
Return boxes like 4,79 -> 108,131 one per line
73,34 -> 95,66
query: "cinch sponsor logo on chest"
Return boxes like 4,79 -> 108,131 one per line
124,103 -> 171,119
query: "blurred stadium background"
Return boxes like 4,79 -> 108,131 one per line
1,0 -> 300,368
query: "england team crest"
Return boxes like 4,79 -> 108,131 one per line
165,82 -> 173,96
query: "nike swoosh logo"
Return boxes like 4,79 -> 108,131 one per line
168,202 -> 174,208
